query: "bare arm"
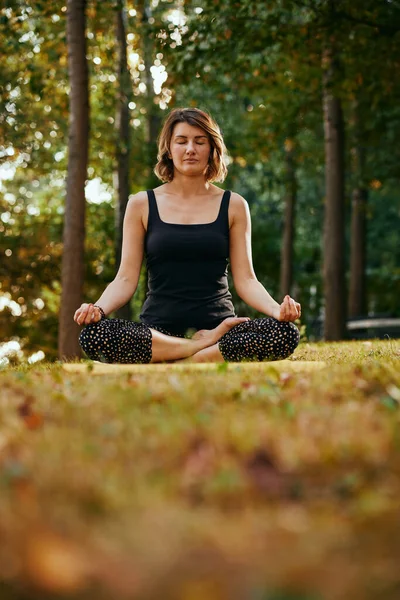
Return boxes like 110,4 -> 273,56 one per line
229,193 -> 301,321
95,192 -> 147,315
74,193 -> 147,324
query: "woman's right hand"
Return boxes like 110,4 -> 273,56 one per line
276,295 -> 301,322
74,303 -> 103,326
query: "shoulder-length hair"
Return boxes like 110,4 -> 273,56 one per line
154,107 -> 229,183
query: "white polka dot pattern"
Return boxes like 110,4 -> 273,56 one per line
218,318 -> 300,362
79,317 -> 300,364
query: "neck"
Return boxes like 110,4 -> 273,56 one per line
166,174 -> 211,199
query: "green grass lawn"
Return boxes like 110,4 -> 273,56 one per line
1,340 -> 400,600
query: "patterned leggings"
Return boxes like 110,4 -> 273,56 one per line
79,317 -> 300,364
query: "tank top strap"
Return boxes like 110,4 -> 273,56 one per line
146,189 -> 160,230
217,190 -> 231,231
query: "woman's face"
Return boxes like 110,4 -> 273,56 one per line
169,122 -> 212,179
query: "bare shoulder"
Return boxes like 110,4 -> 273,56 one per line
229,191 -> 251,225
127,190 -> 148,209
230,191 -> 248,208
126,191 -> 148,231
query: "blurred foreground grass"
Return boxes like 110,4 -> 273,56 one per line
1,340 -> 400,600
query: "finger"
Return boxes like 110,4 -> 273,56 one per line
89,306 -> 101,324
93,308 -> 103,322
74,306 -> 86,321
75,310 -> 85,325
84,306 -> 96,324
77,309 -> 88,325
79,304 -> 93,325
93,308 -> 101,322
284,296 -> 291,320
288,297 -> 298,319
280,299 -> 287,321
280,300 -> 288,321
75,304 -> 86,324
289,298 -> 297,319
288,297 -> 296,321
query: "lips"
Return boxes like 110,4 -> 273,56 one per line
184,159 -> 198,162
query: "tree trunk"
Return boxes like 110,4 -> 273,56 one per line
322,45 -> 346,340
114,0 -> 132,320
138,0 -> 161,310
348,105 -> 368,317
279,141 -> 297,299
349,186 -> 367,317
59,0 -> 89,360
141,0 -> 161,176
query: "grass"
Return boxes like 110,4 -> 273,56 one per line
0,339 -> 400,600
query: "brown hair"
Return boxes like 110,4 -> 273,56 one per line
154,107 -> 229,183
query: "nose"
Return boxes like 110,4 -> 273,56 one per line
185,140 -> 196,154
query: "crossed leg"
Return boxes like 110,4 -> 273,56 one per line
174,318 -> 300,363
150,317 -> 249,363
79,316 -> 299,365
79,316 -> 248,364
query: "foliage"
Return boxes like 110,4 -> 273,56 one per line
0,186 -> 116,361
1,0 -> 400,359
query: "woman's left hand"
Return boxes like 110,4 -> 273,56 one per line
276,295 -> 301,322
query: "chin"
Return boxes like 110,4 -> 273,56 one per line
183,166 -> 203,173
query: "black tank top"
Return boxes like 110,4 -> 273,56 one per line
139,189 -> 236,335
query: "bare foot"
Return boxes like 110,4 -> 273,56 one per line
192,317 -> 250,346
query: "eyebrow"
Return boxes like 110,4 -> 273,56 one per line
174,134 -> 208,139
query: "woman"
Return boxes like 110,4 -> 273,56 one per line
74,107 -> 301,364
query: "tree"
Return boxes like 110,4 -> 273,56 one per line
58,0 -> 89,359
279,139 -> 297,299
348,102 -> 368,318
322,42 -> 346,340
114,0 -> 132,320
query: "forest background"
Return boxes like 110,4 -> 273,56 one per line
1,0 -> 399,363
